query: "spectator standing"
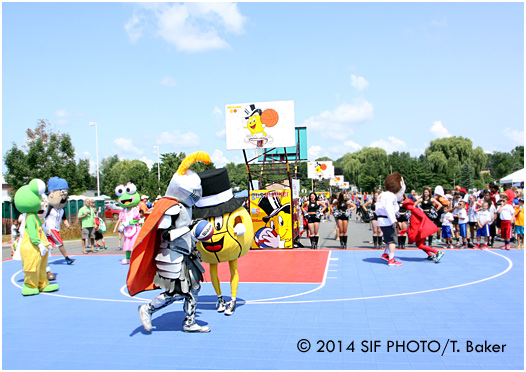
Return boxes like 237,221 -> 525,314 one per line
139,195 -> 150,220
497,195 -> 515,250
302,192 -> 326,249
10,219 -> 19,256
440,206 -> 454,248
514,198 -> 524,249
476,202 -> 492,249
78,199 -> 96,254
364,191 -> 383,248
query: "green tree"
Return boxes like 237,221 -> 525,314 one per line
3,119 -> 92,195
458,162 -> 474,190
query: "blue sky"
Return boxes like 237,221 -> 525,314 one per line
2,2 -> 524,176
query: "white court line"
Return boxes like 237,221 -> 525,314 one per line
244,250 -> 514,304
9,250 -> 514,305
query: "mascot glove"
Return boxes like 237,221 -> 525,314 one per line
260,229 -> 280,247
234,223 -> 246,236
129,219 -> 139,226
38,243 -> 49,256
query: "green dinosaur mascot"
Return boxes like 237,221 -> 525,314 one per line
14,179 -> 59,296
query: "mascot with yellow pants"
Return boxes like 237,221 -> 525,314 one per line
14,179 -> 59,296
193,168 -> 254,315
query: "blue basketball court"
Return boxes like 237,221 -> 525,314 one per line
2,248 -> 523,370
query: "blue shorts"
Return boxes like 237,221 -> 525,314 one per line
515,225 -> 524,235
477,225 -> 490,237
442,226 -> 452,238
459,223 -> 468,238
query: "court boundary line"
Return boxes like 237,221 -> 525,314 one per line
8,250 -> 514,305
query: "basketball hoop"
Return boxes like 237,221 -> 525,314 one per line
250,137 -> 268,159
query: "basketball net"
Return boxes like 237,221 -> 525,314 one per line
254,139 -> 265,159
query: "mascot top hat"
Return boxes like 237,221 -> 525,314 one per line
193,168 -> 245,219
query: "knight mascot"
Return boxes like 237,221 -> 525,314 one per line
127,151 -> 212,333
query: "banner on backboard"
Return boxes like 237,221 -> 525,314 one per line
226,100 -> 295,150
307,161 -> 334,179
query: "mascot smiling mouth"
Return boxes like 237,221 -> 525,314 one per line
120,197 -> 134,205
201,236 -> 224,253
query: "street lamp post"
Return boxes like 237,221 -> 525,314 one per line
153,145 -> 160,193
89,122 -> 100,197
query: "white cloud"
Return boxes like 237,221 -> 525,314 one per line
160,76 -> 177,87
124,13 -> 143,43
213,106 -> 223,118
216,129 -> 226,138
369,136 -> 407,154
211,149 -> 230,167
304,99 -> 374,140
502,127 -> 525,145
344,139 -> 363,152
139,156 -> 154,169
126,3 -> 246,53
430,121 -> 452,138
308,145 -> 323,159
155,130 -> 200,148
82,151 -> 91,158
113,138 -> 144,155
350,74 -> 369,91
55,109 -> 70,125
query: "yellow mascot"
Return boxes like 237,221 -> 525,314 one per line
193,168 -> 254,315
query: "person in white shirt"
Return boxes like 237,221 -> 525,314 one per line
440,207 -> 454,248
43,177 -> 75,265
376,173 -> 406,266
455,200 -> 469,248
467,194 -> 478,248
476,202 -> 492,248
497,195 -> 515,250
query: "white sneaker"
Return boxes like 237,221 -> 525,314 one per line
183,323 -> 211,333
138,305 -> 152,332
216,297 -> 226,312
225,300 -> 236,316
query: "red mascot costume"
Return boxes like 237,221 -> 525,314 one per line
400,199 -> 445,263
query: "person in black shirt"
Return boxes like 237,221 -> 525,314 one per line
302,192 -> 326,249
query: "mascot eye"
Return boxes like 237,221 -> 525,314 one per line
214,216 -> 223,230
115,185 -> 125,196
36,179 -> 46,196
270,220 -> 275,229
278,215 -> 284,226
126,183 -> 137,195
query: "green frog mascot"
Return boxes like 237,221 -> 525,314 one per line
14,179 -> 59,296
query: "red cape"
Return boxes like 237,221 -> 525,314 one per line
126,197 -> 179,296
405,206 -> 438,243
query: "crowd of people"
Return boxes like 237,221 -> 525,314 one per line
301,182 -> 525,256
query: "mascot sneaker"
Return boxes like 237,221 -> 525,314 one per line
21,284 -> 39,296
216,297 -> 226,312
41,283 -> 59,292
139,304 -> 153,332
225,300 -> 236,316
121,258 -> 129,265
47,271 -> 56,281
183,323 -> 211,333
